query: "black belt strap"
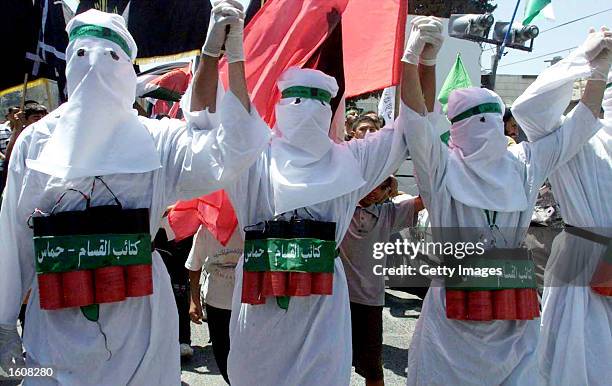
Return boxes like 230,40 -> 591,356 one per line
565,225 -> 611,246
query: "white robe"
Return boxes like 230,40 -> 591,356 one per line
0,91 -> 270,386
404,102 -> 599,386
223,94 -> 413,386
513,75 -> 611,385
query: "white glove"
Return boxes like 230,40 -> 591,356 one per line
202,0 -> 245,59
402,16 -> 431,65
419,18 -> 444,66
581,27 -> 612,80
0,324 -> 25,375
223,2 -> 245,63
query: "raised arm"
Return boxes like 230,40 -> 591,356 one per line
514,28 -> 610,183
191,0 -> 247,113
160,0 -> 270,204
346,17 -> 445,200
513,27 -> 611,140
400,17 -> 448,208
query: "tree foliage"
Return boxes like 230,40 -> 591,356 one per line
409,0 -> 497,18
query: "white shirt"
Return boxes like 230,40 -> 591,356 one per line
185,226 -> 243,310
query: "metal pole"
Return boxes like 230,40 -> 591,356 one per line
489,46 -> 501,91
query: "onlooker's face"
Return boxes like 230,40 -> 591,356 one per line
25,112 -> 47,126
359,183 -> 390,207
353,121 -> 378,139
364,112 -> 380,125
504,117 -> 519,142
6,108 -> 18,123
345,117 -> 356,138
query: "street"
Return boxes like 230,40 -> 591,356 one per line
180,290 -> 422,386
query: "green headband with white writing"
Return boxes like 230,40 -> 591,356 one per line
450,102 -> 502,124
69,24 -> 132,59
281,86 -> 332,104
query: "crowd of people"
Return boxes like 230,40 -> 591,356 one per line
0,2 -> 610,386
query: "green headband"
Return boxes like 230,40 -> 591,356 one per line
281,86 -> 332,104
450,102 -> 502,124
69,24 -> 132,59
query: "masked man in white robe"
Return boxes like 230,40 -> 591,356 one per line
403,24 -> 609,386
200,6 -> 442,386
512,27 -> 612,386
0,6 -> 270,385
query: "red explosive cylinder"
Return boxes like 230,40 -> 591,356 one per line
125,264 -> 153,297
515,288 -> 532,320
529,288 -> 540,318
261,271 -> 288,297
62,270 -> 94,308
94,266 -> 127,304
445,289 -> 468,320
467,290 -> 493,321
492,289 -> 518,320
38,273 -> 63,310
590,259 -> 612,297
287,272 -> 312,296
242,271 -> 265,305
310,272 -> 333,295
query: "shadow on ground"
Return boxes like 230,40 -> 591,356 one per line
385,291 -> 424,319
181,344 -> 220,376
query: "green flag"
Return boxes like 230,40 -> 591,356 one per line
438,53 -> 472,114
522,0 -> 551,25
437,54 -> 472,145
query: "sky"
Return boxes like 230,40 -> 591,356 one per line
484,0 -> 612,75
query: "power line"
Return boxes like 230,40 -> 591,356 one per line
539,7 -> 612,34
498,46 -> 577,67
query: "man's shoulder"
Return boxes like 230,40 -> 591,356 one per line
0,123 -> 11,136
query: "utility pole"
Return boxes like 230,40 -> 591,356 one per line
489,46 -> 501,91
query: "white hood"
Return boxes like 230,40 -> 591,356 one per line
269,67 -> 365,215
26,9 -> 160,180
445,87 -> 528,212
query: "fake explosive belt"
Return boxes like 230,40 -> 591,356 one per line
445,248 -> 540,321
565,225 -> 612,297
31,183 -> 153,321
241,219 -> 337,309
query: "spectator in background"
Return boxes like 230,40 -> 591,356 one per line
345,108 -> 359,140
503,108 -> 521,145
22,101 -> 48,126
352,115 -> 380,139
0,107 -> 19,196
0,103 -> 47,197
186,225 -> 243,384
340,176 -> 423,386
363,110 -> 383,128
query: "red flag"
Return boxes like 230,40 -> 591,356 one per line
342,0 -> 407,97
168,190 -> 238,246
167,199 -> 201,242
220,0 -> 350,125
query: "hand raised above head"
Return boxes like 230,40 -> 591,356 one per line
202,0 -> 245,59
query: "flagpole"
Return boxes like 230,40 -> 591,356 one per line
498,0 -> 522,60
488,0 -> 522,90
20,74 -> 29,111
